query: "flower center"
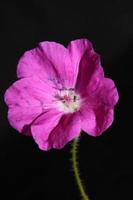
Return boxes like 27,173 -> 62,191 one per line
56,89 -> 81,113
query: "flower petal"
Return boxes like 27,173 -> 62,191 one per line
31,109 -> 63,150
17,42 -> 75,88
67,39 -> 93,87
93,106 -> 114,136
17,48 -> 59,83
95,78 -> 119,107
79,104 -> 96,135
75,49 -> 104,95
17,39 -> 94,89
39,41 -> 79,88
79,77 -> 118,136
4,76 -> 56,134
80,102 -> 114,136
86,77 -> 119,108
47,113 -> 81,149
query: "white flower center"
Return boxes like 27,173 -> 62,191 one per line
56,89 -> 81,113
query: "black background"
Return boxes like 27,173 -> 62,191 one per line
0,1 -> 133,200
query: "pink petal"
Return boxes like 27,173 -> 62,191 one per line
17,39 -> 94,90
96,78 -> 119,107
79,103 -> 96,135
86,77 -> 119,108
93,106 -> 114,136
75,49 -> 104,95
31,109 -> 63,151
47,113 -> 81,149
4,76 -> 56,134
79,77 -> 118,136
17,42 -> 74,88
39,41 -> 74,88
67,39 -> 93,87
17,48 -> 59,83
80,102 -> 114,136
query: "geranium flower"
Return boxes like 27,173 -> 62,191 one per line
4,39 -> 119,150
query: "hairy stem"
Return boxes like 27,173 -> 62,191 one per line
71,137 -> 90,200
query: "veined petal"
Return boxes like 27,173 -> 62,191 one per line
31,109 -> 63,150
93,106 -> 114,136
79,104 -> 96,135
48,112 -> 81,149
76,50 -> 104,95
17,42 -> 75,89
4,76 -> 56,134
95,78 -> 119,107
17,39 -> 94,90
17,48 -> 60,84
86,77 -> 119,108
68,39 -> 93,87
80,102 -> 114,136
39,41 -> 73,88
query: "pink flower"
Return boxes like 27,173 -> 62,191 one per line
4,39 -> 119,150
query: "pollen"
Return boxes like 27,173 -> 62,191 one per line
56,89 -> 81,113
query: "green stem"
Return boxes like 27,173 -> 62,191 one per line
71,137 -> 90,200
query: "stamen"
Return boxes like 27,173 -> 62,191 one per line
56,89 -> 81,113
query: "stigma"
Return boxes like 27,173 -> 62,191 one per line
55,89 -> 81,113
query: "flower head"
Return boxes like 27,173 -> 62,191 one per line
4,39 -> 119,150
